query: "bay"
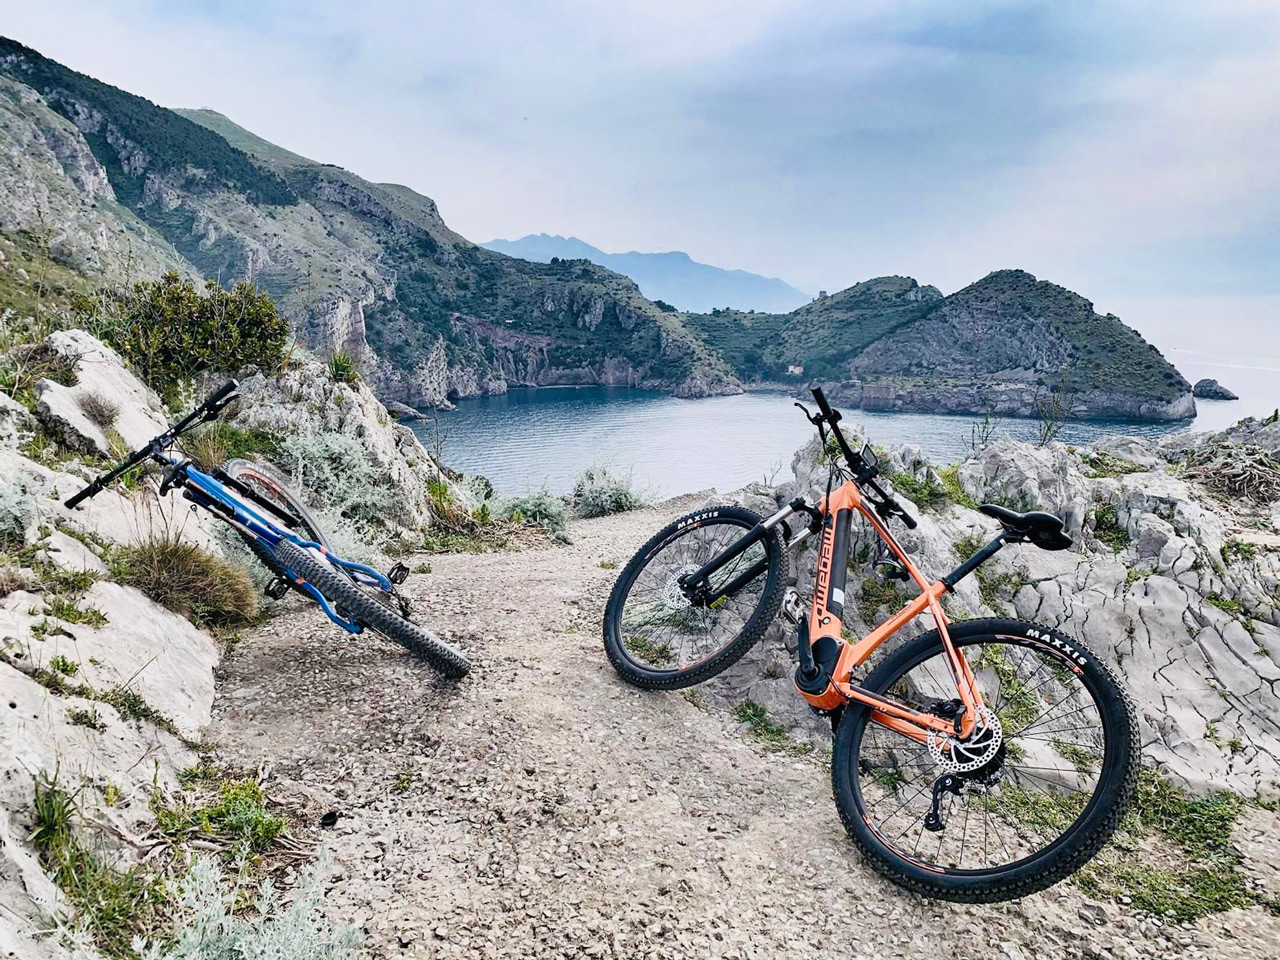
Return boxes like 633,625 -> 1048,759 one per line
412,373 -> 1277,498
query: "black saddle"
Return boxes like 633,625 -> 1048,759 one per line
980,504 -> 1073,552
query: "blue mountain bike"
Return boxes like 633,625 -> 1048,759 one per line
65,381 -> 471,678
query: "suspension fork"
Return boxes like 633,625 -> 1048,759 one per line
679,498 -> 817,603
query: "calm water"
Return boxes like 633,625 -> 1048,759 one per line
415,369 -> 1278,498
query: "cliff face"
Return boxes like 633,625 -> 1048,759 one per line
0,75 -> 187,281
0,39 -> 739,407
0,38 -> 1194,422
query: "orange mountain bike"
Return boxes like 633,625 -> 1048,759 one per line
603,387 -> 1138,902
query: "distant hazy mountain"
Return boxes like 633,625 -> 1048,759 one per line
481,234 -> 811,314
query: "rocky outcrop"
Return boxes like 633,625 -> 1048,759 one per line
228,359 -> 461,532
0,323 -> 473,954
32,329 -> 170,456
705,422 -> 1280,800
1194,378 -> 1239,400
827,378 -> 1197,422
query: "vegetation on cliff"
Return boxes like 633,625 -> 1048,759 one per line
0,37 -> 296,206
0,37 -> 1191,418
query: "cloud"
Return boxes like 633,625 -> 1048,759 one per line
2,0 -> 1278,303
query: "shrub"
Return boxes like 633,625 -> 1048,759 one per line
77,392 -> 120,429
182,423 -> 280,472
276,432 -> 394,529
496,490 -> 568,537
0,475 -> 37,548
110,533 -> 258,628
570,465 -> 644,518
137,852 -> 359,960
327,351 -> 359,384
73,273 -> 289,397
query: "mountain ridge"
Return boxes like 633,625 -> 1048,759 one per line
0,38 -> 1194,421
482,233 -> 812,314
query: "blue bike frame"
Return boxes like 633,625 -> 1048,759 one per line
177,458 -> 394,634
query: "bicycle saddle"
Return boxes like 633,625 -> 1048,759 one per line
979,504 -> 1073,551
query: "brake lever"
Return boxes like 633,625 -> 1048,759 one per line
794,401 -> 823,426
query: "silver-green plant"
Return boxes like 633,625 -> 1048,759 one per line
137,851 -> 359,960
275,432 -> 395,528
570,464 -> 644,518
0,475 -> 37,548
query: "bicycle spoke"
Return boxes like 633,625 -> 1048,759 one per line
853,635 -> 1108,874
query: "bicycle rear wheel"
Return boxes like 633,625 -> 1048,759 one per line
831,618 -> 1137,902
603,505 -> 788,690
223,459 -> 328,547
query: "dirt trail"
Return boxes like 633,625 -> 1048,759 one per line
211,500 -> 1278,960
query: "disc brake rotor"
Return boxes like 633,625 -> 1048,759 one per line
927,706 -> 1004,774
661,564 -> 701,609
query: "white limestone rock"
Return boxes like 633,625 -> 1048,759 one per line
32,330 -> 169,457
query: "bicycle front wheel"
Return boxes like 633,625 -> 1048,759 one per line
274,539 -> 471,679
831,618 -> 1138,902
603,505 -> 788,690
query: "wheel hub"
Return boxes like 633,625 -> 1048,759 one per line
662,564 -> 701,609
927,706 -> 1004,775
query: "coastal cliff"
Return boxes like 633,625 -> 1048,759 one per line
0,38 -> 1194,422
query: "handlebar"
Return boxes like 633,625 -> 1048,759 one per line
64,380 -> 239,509
807,387 -> 917,530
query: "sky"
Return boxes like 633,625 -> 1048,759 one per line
2,0 -> 1279,349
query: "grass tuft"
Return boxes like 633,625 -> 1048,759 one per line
327,350 -> 360,384
110,532 -> 258,628
732,700 -> 812,756
30,770 -> 164,958
153,778 -> 285,854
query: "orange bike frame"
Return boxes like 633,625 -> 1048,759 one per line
799,480 -> 984,744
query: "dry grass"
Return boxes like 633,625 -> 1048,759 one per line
109,531 -> 259,628
0,563 -> 37,598
77,392 -> 120,430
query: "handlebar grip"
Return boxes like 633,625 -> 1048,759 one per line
811,386 -> 835,419
899,509 -> 918,530
65,486 -> 93,509
206,380 -> 239,408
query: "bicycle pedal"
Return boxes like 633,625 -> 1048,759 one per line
388,562 -> 409,585
780,588 -> 806,624
264,577 -> 290,601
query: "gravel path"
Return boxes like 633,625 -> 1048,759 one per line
211,500 -> 1280,960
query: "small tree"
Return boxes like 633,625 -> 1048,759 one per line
73,272 -> 289,397
1035,374 -> 1077,447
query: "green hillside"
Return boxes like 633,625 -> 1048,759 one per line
0,38 -> 295,206
849,270 -> 1189,400
0,38 -> 1191,417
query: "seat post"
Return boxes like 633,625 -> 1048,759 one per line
940,535 -> 1007,591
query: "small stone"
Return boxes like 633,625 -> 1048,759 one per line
1079,902 -> 1109,925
